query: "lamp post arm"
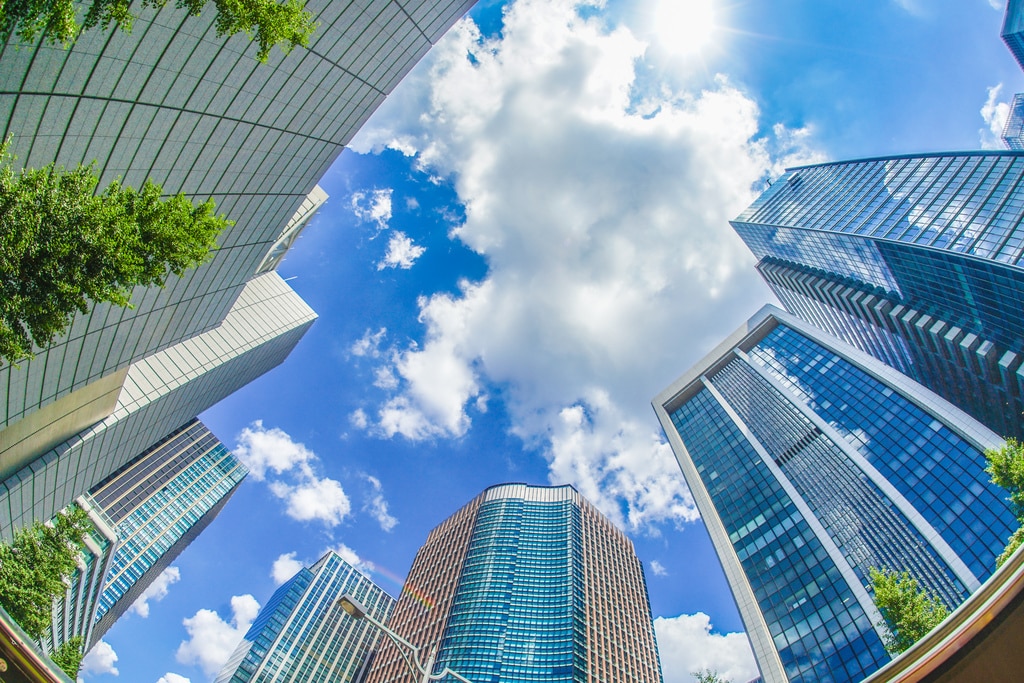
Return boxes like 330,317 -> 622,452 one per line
435,667 -> 473,683
359,610 -> 429,675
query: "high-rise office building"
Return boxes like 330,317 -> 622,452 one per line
365,483 -> 663,683
215,550 -> 395,683
1004,0 -> 1024,72
653,306 -> 1016,683
0,0 -> 475,533
88,419 -> 247,643
1002,94 -> 1024,151
731,152 -> 1024,439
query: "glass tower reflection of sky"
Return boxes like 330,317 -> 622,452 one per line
654,307 -> 1015,683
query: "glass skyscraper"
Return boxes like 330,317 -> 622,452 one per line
364,483 -> 663,683
731,152 -> 1024,439
215,551 -> 395,683
88,419 -> 248,643
653,306 -> 1016,683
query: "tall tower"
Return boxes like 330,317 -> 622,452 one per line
731,152 -> 1024,438
215,551 -> 395,683
365,483 -> 663,683
88,419 -> 248,643
653,306 -> 1016,683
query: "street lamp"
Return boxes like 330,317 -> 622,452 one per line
337,595 -> 473,683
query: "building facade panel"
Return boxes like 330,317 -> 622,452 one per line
733,153 -> 1024,438
654,306 -> 1016,683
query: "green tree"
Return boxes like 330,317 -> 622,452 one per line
0,506 -> 92,640
985,438 -> 1024,567
692,669 -> 730,683
0,0 -> 316,62
50,635 -> 85,678
0,138 -> 230,366
869,567 -> 949,655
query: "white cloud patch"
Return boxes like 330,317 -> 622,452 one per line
362,474 -> 398,532
81,640 -> 119,677
349,408 -> 369,429
350,0 -> 812,531
155,675 -> 191,683
650,560 -> 668,576
378,231 -> 426,270
980,83 -> 1012,150
268,476 -> 351,526
129,566 -> 180,617
350,188 -> 393,231
235,422 -> 352,528
655,613 -> 759,683
350,327 -> 387,358
271,552 -> 305,585
233,420 -> 315,481
176,595 -> 260,678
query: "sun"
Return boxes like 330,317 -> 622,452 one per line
652,0 -> 717,56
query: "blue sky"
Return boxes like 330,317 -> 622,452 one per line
78,1 -> 1022,682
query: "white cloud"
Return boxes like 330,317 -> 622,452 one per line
349,409 -> 369,429
350,0 -> 808,531
271,552 -> 305,585
269,476 -> 351,527
655,613 -> 759,683
81,640 -> 119,677
176,594 -> 260,678
155,675 -> 191,683
350,327 -> 387,358
650,560 -> 668,576
378,231 -> 427,270
129,566 -> 180,618
233,420 -> 315,481
362,474 -> 398,532
235,422 -> 353,527
980,83 -> 1012,150
350,188 -> 393,231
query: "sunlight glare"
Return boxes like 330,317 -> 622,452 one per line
653,0 -> 716,56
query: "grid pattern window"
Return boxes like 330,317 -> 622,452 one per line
217,552 -> 395,683
708,356 -> 966,607
95,441 -> 246,621
746,324 -> 1017,580
436,498 -> 584,683
731,154 -> 1024,350
669,389 -> 889,683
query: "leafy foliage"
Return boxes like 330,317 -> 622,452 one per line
692,669 -> 730,683
0,0 -> 316,62
869,567 -> 949,655
50,635 -> 85,677
0,506 -> 92,639
986,438 -> 1024,518
0,138 -> 229,366
996,526 -> 1024,568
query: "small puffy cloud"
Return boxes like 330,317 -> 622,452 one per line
129,566 -> 180,618
349,409 -> 369,429
655,613 -> 758,683
176,595 -> 261,677
233,421 -> 315,481
235,422 -> 352,528
981,83 -> 1011,150
269,476 -> 351,527
650,560 -> 668,576
378,231 -> 426,270
155,675 -> 191,683
362,474 -> 398,532
81,640 -> 119,676
350,328 -> 388,358
271,552 -> 305,585
350,188 -> 393,231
